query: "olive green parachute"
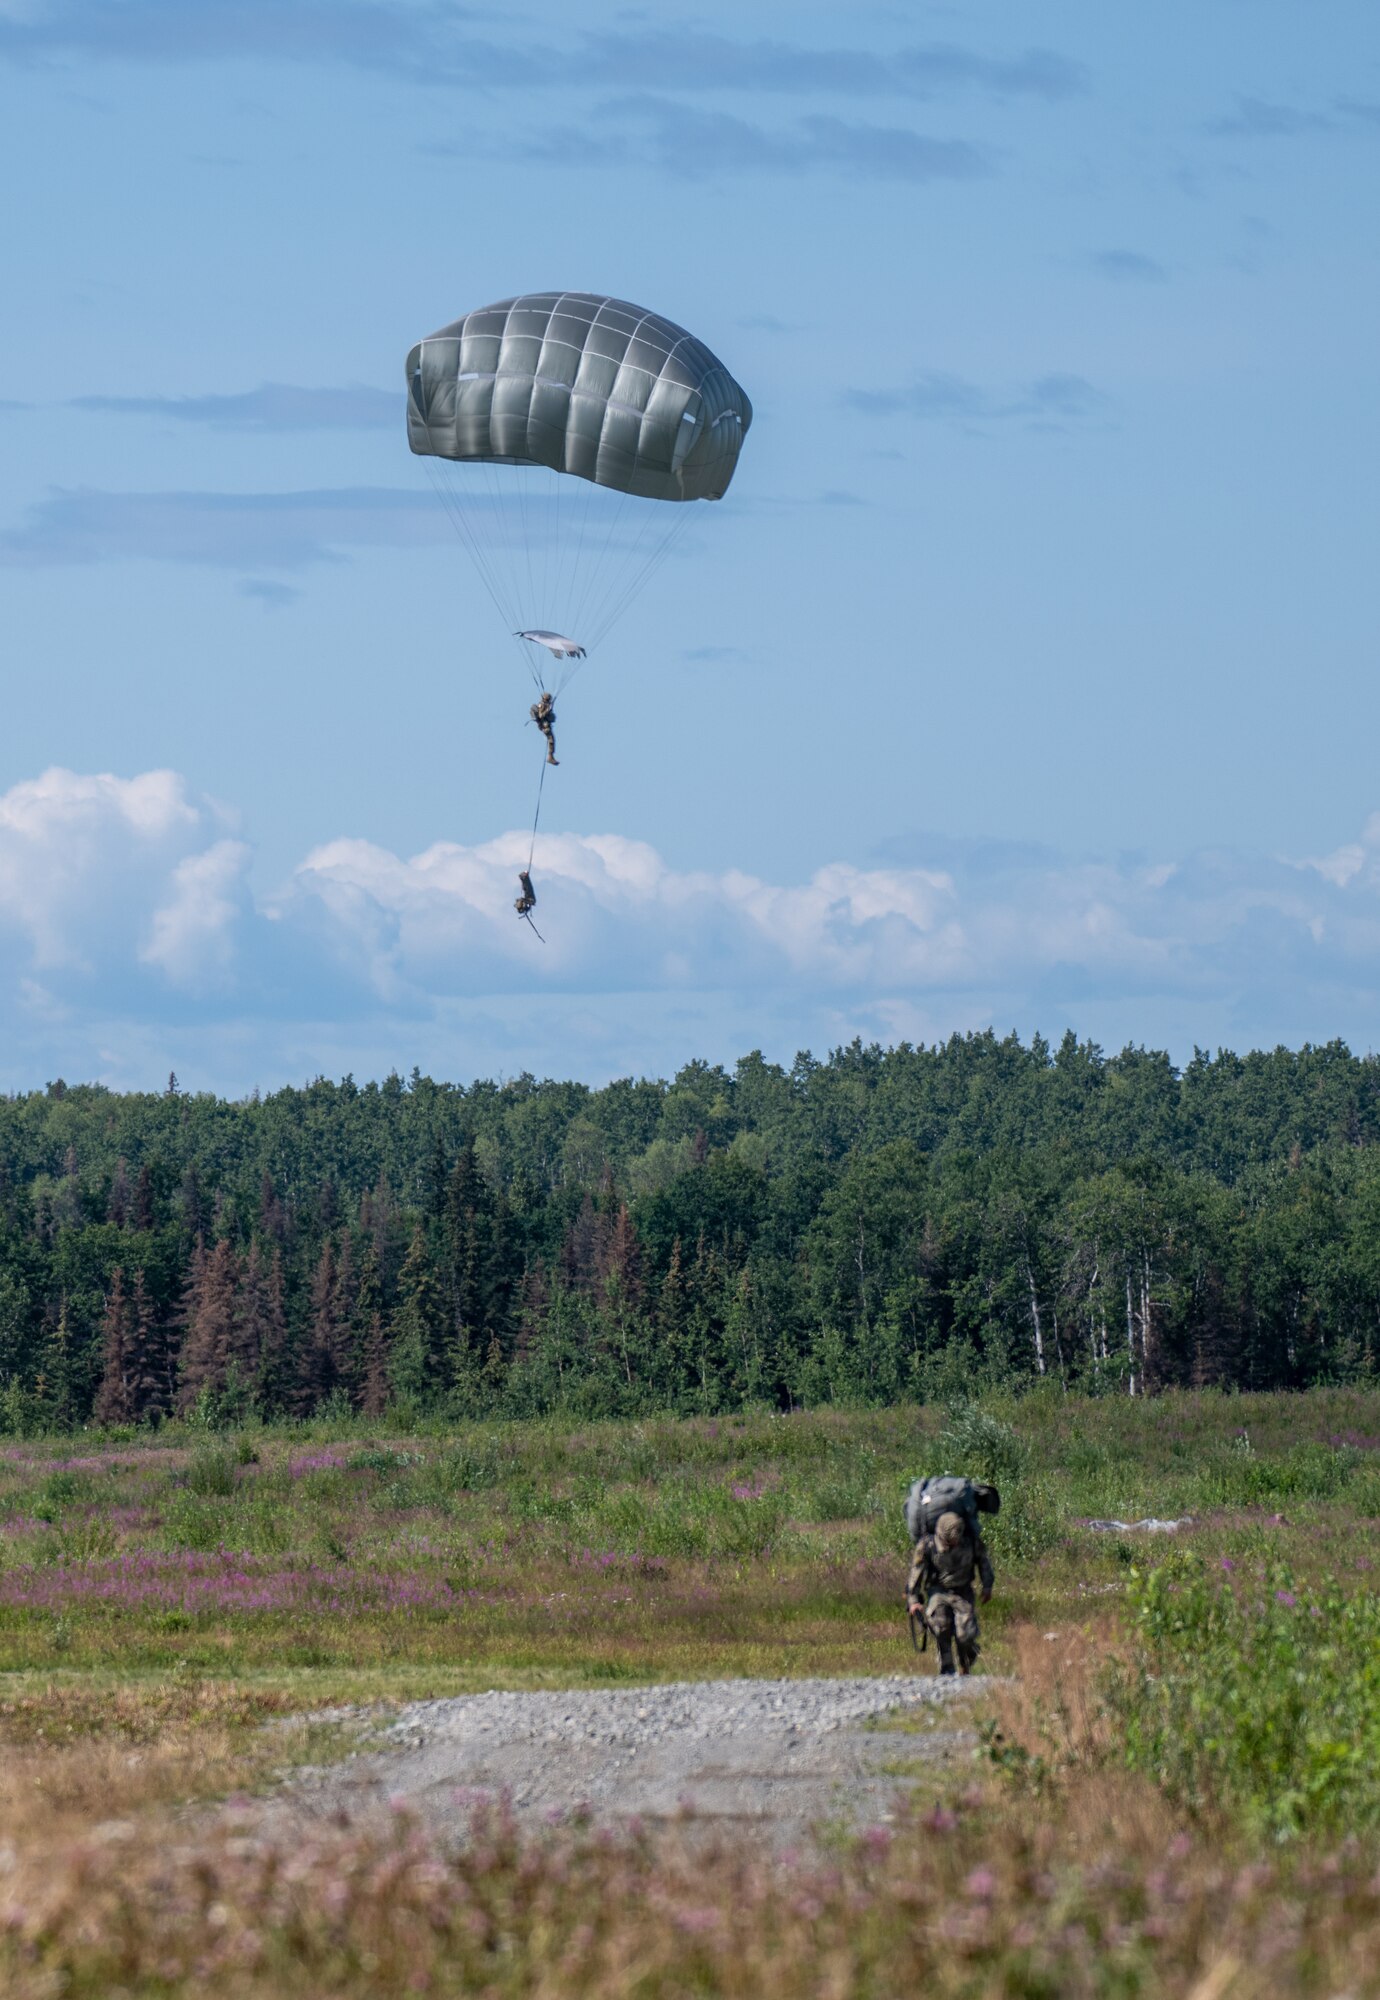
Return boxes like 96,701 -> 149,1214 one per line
407,291 -> 752,503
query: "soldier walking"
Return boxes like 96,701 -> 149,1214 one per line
907,1508 -> 994,1676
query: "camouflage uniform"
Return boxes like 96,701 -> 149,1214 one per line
530,692 -> 559,765
907,1510 -> 994,1676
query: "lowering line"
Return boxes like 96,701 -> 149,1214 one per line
528,732 -> 547,872
519,732 -> 549,944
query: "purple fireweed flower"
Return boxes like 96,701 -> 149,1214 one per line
289,1450 -> 351,1477
1275,1589 -> 1298,1607
1220,1558 -> 1236,1572
730,1477 -> 769,1501
0,1548 -> 481,1616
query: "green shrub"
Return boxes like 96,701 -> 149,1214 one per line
1195,1440 -> 1361,1511
1110,1557 -> 1380,1841
185,1446 -> 240,1498
163,1493 -> 232,1551
802,1471 -> 884,1523
351,1447 -> 425,1474
983,1477 -> 1061,1567
36,1469 -> 95,1516
937,1402 -> 1028,1487
429,1443 -> 503,1496
35,1514 -> 118,1564
587,1482 -> 786,1560
240,1498 -> 293,1554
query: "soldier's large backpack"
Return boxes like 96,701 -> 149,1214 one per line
904,1473 -> 1000,1546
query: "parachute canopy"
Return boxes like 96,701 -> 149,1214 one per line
407,291 -> 752,504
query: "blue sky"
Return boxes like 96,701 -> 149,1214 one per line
2,0 -> 1378,1093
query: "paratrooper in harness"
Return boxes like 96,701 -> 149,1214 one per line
530,690 -> 559,765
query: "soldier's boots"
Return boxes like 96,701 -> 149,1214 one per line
936,1639 -> 957,1677
957,1641 -> 980,1676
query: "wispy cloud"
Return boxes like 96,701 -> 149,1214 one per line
680,644 -> 747,665
0,485 -> 442,570
1206,95 -> 1332,139
0,6 -> 1086,105
0,481 -> 688,572
69,384 -> 398,431
0,0 -> 426,70
1338,97 -> 1380,128
509,96 -> 991,184
846,370 -> 1105,428
237,577 -> 301,610
562,31 -> 1086,103
1086,248 -> 1167,283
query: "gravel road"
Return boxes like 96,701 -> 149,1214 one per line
276,1676 -> 985,1846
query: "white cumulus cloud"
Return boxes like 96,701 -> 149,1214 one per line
0,767 -> 246,989
5,765 -> 1380,1093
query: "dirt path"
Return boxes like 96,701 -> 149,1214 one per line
272,1675 -> 986,1848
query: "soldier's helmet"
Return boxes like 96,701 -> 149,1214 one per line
935,1510 -> 966,1552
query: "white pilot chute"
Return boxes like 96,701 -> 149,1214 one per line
516,630 -> 587,662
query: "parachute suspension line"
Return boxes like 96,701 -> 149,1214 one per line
540,464 -> 556,628
517,635 -> 545,692
565,471 -> 598,644
542,466 -> 555,637
581,512 -> 675,649
612,502 -> 698,634
545,472 -> 595,661
427,464 -> 546,702
467,456 -> 521,637
583,501 -> 696,652
475,457 -> 522,627
515,462 -> 538,635
428,457 -> 696,684
567,484 -> 633,644
423,460 -> 515,634
576,493 -> 676,648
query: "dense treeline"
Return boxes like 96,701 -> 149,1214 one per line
3,1032 -> 1380,1427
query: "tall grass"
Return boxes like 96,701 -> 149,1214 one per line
6,1787 -> 1380,1998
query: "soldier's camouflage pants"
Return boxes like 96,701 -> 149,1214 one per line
926,1588 -> 980,1672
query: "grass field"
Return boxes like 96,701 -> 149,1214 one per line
2,1386 -> 1379,1994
